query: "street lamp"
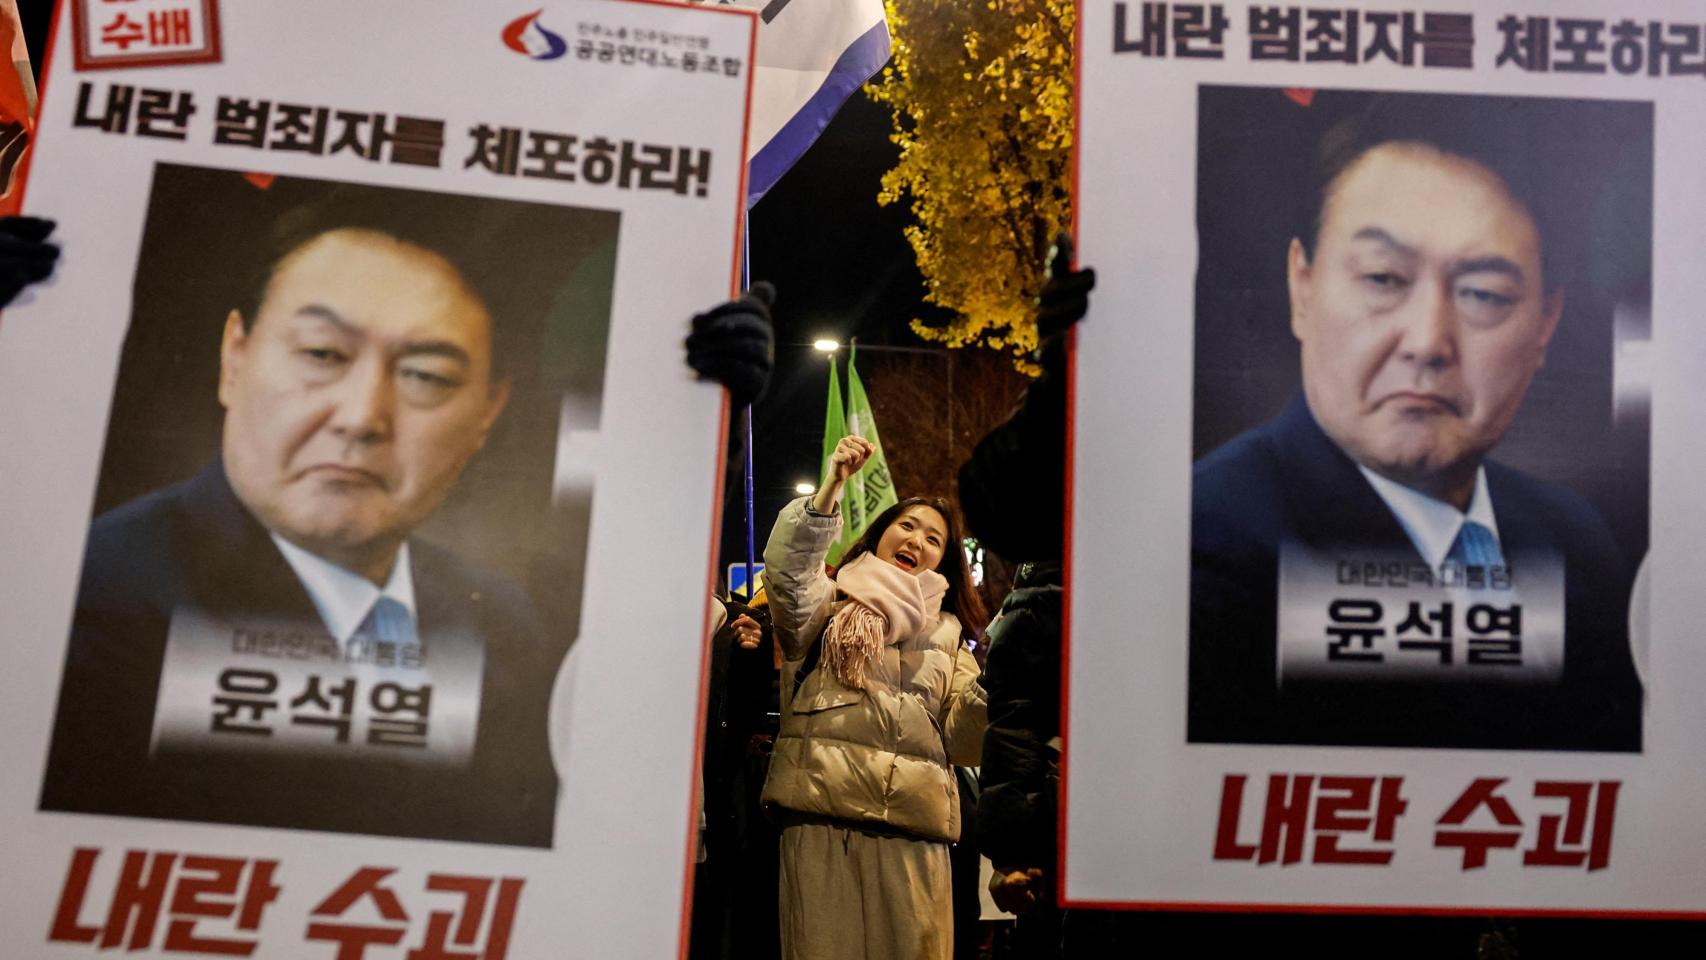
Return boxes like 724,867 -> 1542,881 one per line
812,338 -> 840,352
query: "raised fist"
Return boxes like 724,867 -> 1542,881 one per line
826,435 -> 875,484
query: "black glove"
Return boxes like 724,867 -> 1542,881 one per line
1033,234 -> 1096,376
0,216 -> 59,309
686,281 -> 776,408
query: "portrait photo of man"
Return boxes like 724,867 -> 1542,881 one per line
1187,88 -> 1651,752
39,165 -> 618,845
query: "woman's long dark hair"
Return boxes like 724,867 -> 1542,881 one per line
835,496 -> 989,639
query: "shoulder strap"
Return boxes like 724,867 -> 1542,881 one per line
791,620 -> 829,700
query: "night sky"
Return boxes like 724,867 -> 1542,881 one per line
728,89 -> 944,575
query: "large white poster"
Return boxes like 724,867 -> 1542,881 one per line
0,1 -> 754,955
1069,0 -> 1706,915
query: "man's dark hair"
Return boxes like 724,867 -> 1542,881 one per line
1295,92 -> 1627,297
237,179 -> 551,382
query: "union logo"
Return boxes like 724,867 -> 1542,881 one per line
502,10 -> 568,60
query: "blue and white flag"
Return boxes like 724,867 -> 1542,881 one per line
707,0 -> 890,206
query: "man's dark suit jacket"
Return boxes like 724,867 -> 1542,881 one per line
1189,397 -> 1643,752
40,461 -> 562,846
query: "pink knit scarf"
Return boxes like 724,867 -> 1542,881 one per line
822,552 -> 947,690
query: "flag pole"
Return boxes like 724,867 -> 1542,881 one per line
741,211 -> 757,602
743,404 -> 756,602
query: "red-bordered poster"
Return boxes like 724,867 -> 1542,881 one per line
0,1 -> 756,956
1068,0 -> 1706,915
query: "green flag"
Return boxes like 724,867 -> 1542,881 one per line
821,355 -> 858,565
821,354 -> 846,491
829,347 -> 898,564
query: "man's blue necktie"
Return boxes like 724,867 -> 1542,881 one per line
359,595 -> 418,648
1446,520 -> 1505,570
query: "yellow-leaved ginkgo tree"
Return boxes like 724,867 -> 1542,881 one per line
867,0 -> 1076,368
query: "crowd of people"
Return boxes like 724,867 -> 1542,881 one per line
685,239 -> 1095,960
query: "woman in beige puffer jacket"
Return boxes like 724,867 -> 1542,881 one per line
761,435 -> 989,960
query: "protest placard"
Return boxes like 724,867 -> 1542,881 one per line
1069,0 -> 1706,915
0,1 -> 755,954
